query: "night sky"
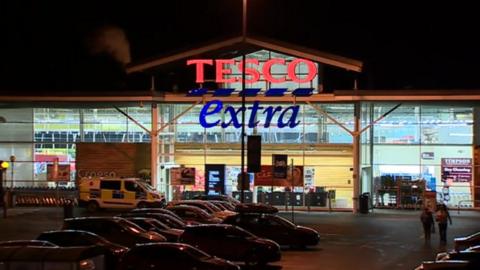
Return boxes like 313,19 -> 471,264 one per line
1,0 -> 480,92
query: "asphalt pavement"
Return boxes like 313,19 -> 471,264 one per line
0,207 -> 479,270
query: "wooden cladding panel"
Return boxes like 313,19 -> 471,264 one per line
76,143 -> 150,180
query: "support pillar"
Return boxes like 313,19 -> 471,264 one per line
352,102 -> 361,213
151,104 -> 159,189
473,107 -> 480,208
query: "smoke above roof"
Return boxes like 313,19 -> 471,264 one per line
84,25 -> 131,65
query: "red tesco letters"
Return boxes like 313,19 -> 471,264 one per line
187,58 -> 317,84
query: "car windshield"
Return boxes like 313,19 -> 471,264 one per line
232,226 -> 256,238
220,202 -> 235,211
207,203 -> 222,212
149,220 -> 170,230
137,181 -> 155,192
181,245 -> 211,259
227,196 -> 241,205
212,202 -> 226,210
273,216 -> 297,229
468,232 -> 480,240
187,203 -> 214,214
162,216 -> 186,229
187,207 -> 213,218
117,219 -> 147,234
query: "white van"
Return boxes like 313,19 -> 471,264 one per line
78,177 -> 164,212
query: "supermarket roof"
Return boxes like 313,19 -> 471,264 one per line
126,35 -> 364,74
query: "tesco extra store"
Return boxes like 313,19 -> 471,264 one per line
1,36 -> 479,211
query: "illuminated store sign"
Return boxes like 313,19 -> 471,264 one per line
187,58 -> 317,129
187,58 -> 317,84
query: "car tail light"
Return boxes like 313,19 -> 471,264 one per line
79,259 -> 95,270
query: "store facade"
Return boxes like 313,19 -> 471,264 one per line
1,37 -> 479,210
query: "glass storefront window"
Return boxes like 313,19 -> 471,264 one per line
368,104 -> 474,208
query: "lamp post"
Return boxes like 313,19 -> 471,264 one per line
239,0 -> 248,203
9,155 -> 15,189
1,161 -> 10,218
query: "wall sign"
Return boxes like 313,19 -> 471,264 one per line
254,165 -> 304,187
272,154 -> 288,179
187,58 -> 317,129
421,152 -> 434,160
441,158 -> 472,183
47,163 -> 70,181
170,167 -> 196,185
205,164 -> 226,195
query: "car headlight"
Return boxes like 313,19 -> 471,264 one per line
79,259 -> 95,270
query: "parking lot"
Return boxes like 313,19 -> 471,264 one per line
0,207 -> 479,269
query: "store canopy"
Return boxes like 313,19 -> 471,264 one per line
126,35 -> 364,74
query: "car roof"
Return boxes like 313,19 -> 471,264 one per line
131,242 -> 208,255
65,216 -> 123,222
38,230 -> 112,243
39,230 -> 99,236
231,213 -> 271,217
0,240 -> 57,247
185,224 -> 232,230
168,204 -> 204,211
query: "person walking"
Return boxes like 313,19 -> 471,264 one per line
420,207 -> 434,241
435,204 -> 452,243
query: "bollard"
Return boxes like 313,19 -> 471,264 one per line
307,193 -> 311,212
63,200 -> 74,218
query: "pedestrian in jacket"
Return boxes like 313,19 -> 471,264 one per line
435,204 -> 452,243
420,207 -> 434,240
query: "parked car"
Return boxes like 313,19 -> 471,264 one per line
193,194 -> 241,206
125,217 -> 184,242
36,230 -> 128,269
235,203 -> 279,214
0,246 -> 107,270
209,200 -> 236,211
414,260 -> 471,270
166,205 -> 223,224
223,213 -> 320,247
131,207 -> 183,220
436,245 -> 480,268
455,232 -> 480,251
179,224 -> 281,265
63,217 -> 166,247
119,243 -> 240,270
118,212 -> 187,229
0,240 -> 57,247
167,200 -> 236,219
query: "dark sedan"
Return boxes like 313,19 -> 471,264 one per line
455,232 -> 480,251
125,217 -> 183,242
223,213 -> 320,248
37,230 -> 128,269
436,245 -> 480,268
179,224 -> 281,265
210,200 -> 236,211
166,205 -> 222,224
118,212 -> 187,229
235,203 -> 279,214
119,243 -> 240,270
63,217 -> 166,247
193,194 -> 241,206
0,245 -> 108,270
